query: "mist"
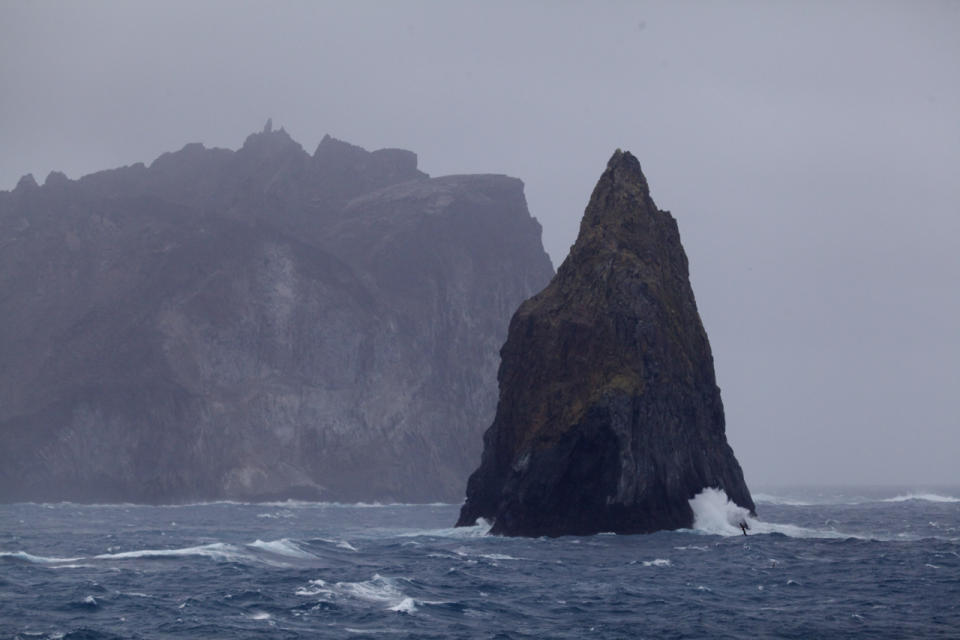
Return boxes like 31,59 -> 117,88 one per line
2,1 -> 958,488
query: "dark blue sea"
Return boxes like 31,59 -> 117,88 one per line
2,487 -> 958,639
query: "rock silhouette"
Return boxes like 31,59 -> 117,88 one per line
457,150 -> 754,536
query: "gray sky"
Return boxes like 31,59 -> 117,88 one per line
2,1 -> 958,488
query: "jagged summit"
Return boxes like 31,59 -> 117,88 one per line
240,124 -> 306,158
456,149 -> 754,537
14,174 -> 38,192
43,171 -> 70,188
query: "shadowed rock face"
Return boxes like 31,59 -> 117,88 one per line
457,150 -> 754,536
0,127 -> 554,504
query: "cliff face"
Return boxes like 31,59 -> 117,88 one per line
0,126 -> 554,503
457,150 -> 754,536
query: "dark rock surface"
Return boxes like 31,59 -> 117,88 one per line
457,150 -> 754,536
0,127 -> 553,504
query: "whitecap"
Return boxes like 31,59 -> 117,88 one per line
641,558 -> 671,567
337,574 -> 407,604
479,553 -> 522,561
397,518 -> 492,538
388,597 -> 418,613
295,578 -> 333,597
248,538 -> 316,559
316,537 -> 358,552
0,550 -> 83,564
883,493 -> 960,504
297,573 -> 419,613
94,542 -> 250,562
256,511 -> 296,519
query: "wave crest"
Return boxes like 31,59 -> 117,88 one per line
688,488 -> 856,539
883,493 -> 959,504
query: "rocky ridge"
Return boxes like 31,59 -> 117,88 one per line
0,124 -> 554,503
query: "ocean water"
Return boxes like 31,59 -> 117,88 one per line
2,487 -> 958,639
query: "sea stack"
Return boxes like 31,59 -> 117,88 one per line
457,150 -> 755,536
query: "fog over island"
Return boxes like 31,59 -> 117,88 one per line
2,1 -> 958,488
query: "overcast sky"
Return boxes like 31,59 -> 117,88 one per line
2,1 -> 958,488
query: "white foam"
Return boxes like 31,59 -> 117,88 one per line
316,537 -> 358,552
93,542 -> 249,562
388,597 -> 418,613
248,538 -> 315,559
397,518 -> 492,538
0,550 -> 83,564
883,493 -> 960,504
250,611 -> 271,620
641,559 -> 671,567
256,511 -> 296,519
338,574 -> 407,604
295,578 -> 333,598
689,488 -> 857,539
297,574 -> 419,613
479,553 -> 522,561
689,488 -> 754,536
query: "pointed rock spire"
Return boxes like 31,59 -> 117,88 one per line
456,150 -> 754,537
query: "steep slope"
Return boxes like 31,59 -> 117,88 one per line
457,150 -> 754,536
0,126 -> 554,503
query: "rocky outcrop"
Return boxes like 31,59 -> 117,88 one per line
0,127 -> 553,504
456,150 -> 754,536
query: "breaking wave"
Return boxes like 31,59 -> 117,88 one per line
688,488 -> 855,539
883,493 -> 960,504
248,538 -> 317,559
397,518 -> 492,538
2,538 -> 348,568
0,550 -> 83,564
296,573 -> 421,613
94,542 -> 250,562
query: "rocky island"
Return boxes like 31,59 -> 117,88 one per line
457,150 -> 755,536
0,124 -> 554,504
